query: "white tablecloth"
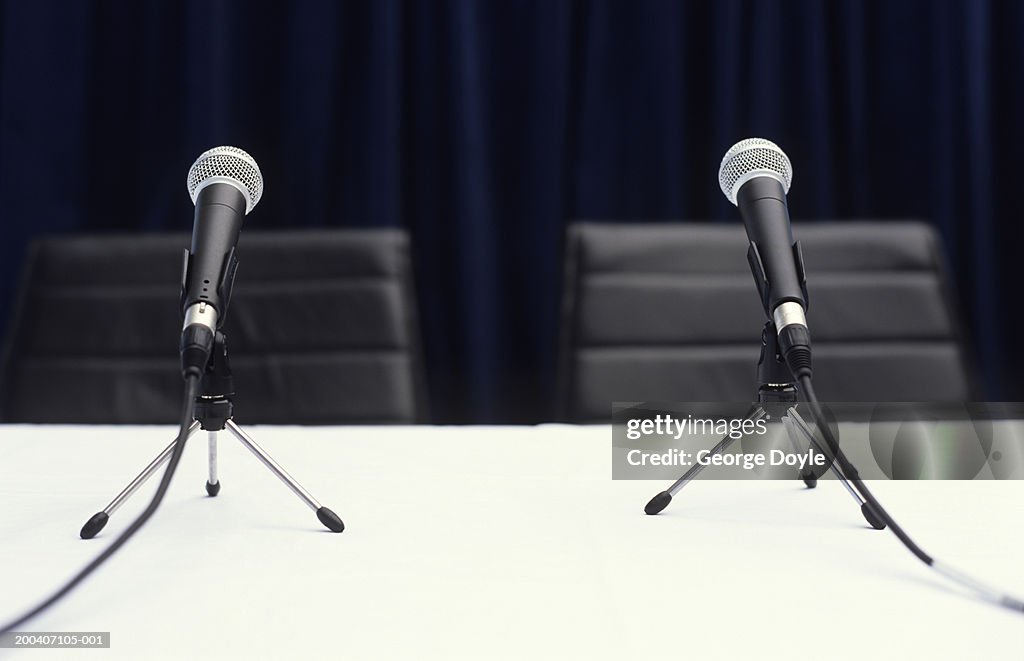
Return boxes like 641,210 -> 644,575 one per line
0,424 -> 1021,660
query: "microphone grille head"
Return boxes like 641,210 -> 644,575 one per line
718,138 -> 792,206
186,146 -> 264,214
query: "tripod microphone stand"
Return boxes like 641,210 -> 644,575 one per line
643,321 -> 886,531
79,332 -> 345,539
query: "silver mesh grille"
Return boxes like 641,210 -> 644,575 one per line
718,138 -> 792,206
186,146 -> 264,214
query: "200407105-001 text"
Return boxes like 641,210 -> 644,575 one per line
0,632 -> 110,648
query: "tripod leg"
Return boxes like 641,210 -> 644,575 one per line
786,408 -> 886,530
644,408 -> 768,514
224,420 -> 344,533
205,431 -> 221,496
80,421 -> 202,539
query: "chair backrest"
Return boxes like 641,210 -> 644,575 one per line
557,221 -> 979,422
0,229 -> 428,424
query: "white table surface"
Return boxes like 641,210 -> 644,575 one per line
0,423 -> 1021,660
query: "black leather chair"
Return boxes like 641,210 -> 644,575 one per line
557,221 -> 979,422
0,229 -> 428,424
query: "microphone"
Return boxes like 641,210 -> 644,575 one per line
718,138 -> 812,379
179,146 -> 263,379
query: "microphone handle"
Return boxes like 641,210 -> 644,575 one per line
736,176 -> 807,317
179,182 -> 245,378
181,183 -> 246,316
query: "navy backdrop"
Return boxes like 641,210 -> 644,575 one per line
1,1 -> 1021,422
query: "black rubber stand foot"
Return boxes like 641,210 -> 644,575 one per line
316,506 -> 345,533
80,512 -> 109,539
861,502 -> 887,530
801,471 -> 817,489
206,481 -> 221,497
645,491 -> 673,515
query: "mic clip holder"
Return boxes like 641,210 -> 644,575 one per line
756,322 -> 799,404
191,331 -> 236,434
746,240 -> 810,319
178,245 -> 239,325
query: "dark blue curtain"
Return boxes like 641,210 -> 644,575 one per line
1,1 -> 1021,422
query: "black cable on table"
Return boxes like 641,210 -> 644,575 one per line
0,374 -> 201,634
798,374 -> 1024,614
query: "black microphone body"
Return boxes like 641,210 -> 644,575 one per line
179,182 -> 247,379
736,176 -> 806,313
182,182 -> 245,315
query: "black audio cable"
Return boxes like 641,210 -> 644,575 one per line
797,372 -> 1024,614
0,374 -> 201,633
